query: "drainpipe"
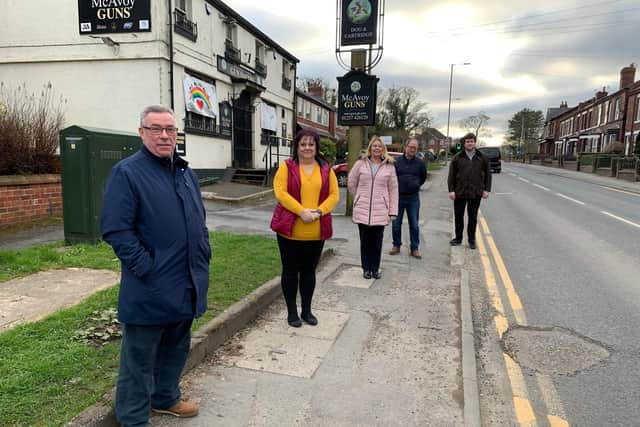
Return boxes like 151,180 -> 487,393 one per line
168,0 -> 175,109
292,61 -> 297,149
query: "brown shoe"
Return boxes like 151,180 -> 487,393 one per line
389,246 -> 400,255
152,400 -> 199,418
410,250 -> 422,259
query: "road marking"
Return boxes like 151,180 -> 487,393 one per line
480,217 -> 526,324
509,172 -> 518,177
533,183 -> 550,191
518,177 -> 531,183
548,415 -> 570,427
477,233 -> 508,338
599,185 -> 640,197
555,193 -> 585,205
601,211 -> 640,229
478,214 -> 570,427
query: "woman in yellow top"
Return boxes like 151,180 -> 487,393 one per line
271,129 -> 339,327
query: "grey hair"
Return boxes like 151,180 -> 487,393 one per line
139,105 -> 175,127
404,137 -> 419,147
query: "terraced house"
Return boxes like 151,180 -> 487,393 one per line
540,64 -> 640,158
0,0 -> 299,178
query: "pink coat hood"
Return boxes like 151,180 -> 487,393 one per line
347,156 -> 399,225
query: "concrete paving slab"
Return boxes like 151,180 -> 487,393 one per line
259,308 -> 351,341
325,263 -> 375,289
0,268 -> 118,331
222,309 -> 349,378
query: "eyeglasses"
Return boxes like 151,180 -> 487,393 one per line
142,125 -> 178,135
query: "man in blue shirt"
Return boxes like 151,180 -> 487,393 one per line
389,138 -> 427,259
101,105 -> 211,426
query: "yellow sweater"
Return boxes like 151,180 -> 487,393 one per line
273,161 -> 339,240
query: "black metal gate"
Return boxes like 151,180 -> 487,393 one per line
232,91 -> 253,168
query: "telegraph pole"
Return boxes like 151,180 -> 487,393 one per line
520,114 -> 525,162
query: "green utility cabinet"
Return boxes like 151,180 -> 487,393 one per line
60,126 -> 141,245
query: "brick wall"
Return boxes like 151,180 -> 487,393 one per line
0,175 -> 62,228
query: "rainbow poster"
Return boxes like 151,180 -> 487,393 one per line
183,75 -> 219,119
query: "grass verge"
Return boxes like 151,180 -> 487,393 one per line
0,232 -> 279,427
428,160 -> 446,172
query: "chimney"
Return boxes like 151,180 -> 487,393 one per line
595,87 -> 608,99
307,82 -> 324,98
619,63 -> 636,89
560,101 -> 567,108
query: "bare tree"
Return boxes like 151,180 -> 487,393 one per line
458,112 -> 491,138
378,87 -> 432,132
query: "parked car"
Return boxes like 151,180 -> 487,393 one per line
333,162 -> 349,187
478,147 -> 502,173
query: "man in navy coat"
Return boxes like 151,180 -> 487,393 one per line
101,105 -> 211,426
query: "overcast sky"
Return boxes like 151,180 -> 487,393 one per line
226,0 -> 640,146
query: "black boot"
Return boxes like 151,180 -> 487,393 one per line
287,313 -> 302,327
301,311 -> 318,326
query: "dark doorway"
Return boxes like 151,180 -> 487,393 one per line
232,90 -> 253,168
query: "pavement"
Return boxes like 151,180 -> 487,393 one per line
1,162 -> 636,426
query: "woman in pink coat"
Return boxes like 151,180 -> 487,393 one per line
348,136 -> 399,279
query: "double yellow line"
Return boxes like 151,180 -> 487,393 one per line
477,212 -> 569,427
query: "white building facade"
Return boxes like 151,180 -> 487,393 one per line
0,0 -> 298,176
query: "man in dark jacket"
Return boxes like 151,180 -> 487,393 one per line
447,133 -> 491,250
101,105 -> 211,426
390,138 -> 427,258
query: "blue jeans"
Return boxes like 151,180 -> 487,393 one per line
115,319 -> 193,427
392,192 -> 420,251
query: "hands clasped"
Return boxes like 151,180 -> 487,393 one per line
300,208 -> 321,223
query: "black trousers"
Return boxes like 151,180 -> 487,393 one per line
277,235 -> 324,317
358,224 -> 385,273
454,197 -> 482,243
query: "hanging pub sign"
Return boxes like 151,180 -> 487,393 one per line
78,0 -> 151,35
337,70 -> 378,126
340,0 -> 379,46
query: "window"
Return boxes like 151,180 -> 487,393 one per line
174,0 -> 196,41
635,97 -> 640,122
323,110 -> 329,126
282,59 -> 292,90
281,123 -> 287,146
224,24 -> 240,62
297,98 -> 304,117
176,0 -> 189,14
225,23 -> 236,43
305,102 -> 311,120
255,41 -> 267,77
316,106 -> 323,123
262,129 -> 276,146
614,97 -> 622,120
281,107 -> 285,119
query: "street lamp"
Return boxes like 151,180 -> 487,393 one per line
445,62 -> 470,163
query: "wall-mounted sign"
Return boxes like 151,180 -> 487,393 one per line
340,0 -> 379,46
337,70 -> 378,126
78,0 -> 151,34
176,133 -> 186,156
216,56 -> 264,87
219,102 -> 232,137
